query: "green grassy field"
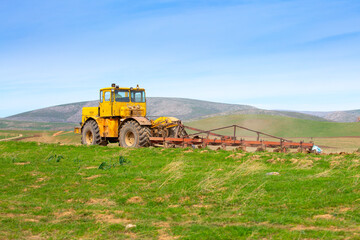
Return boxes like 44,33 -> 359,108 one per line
1,142 -> 359,239
187,115 -> 360,138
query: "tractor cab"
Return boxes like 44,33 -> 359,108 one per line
99,84 -> 147,118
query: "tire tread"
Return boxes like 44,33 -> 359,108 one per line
119,120 -> 151,147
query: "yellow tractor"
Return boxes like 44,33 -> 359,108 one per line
74,84 -> 186,147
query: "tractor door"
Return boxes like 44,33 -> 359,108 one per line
99,90 -> 112,117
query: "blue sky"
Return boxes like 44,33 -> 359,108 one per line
0,0 -> 359,117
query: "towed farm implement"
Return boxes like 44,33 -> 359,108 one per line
150,124 -> 313,152
75,84 -> 313,152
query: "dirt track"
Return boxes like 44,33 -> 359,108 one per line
0,134 -> 23,142
10,132 -> 81,145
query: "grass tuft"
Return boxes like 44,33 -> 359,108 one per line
46,154 -> 64,162
98,155 -> 129,170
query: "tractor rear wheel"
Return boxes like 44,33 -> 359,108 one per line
81,120 -> 101,145
119,120 -> 151,148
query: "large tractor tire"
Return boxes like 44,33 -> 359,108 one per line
119,120 -> 151,148
81,120 -> 102,145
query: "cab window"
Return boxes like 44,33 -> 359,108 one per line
104,91 -> 111,101
131,90 -> 145,103
115,90 -> 130,102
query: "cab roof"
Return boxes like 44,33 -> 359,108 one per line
100,87 -> 145,91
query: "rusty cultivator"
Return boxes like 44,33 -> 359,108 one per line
149,124 -> 313,152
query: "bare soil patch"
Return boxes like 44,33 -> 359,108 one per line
179,196 -> 190,203
192,204 -> 211,208
27,234 -> 46,240
339,207 -> 351,213
84,166 -> 98,169
2,212 -> 44,223
54,209 -> 76,218
291,224 -> 360,232
126,196 -> 143,204
225,153 -> 245,159
0,134 -> 23,142
86,198 -> 116,206
14,162 -> 30,165
168,205 -> 179,208
313,214 -> 335,220
95,213 -> 129,224
36,177 -> 47,182
155,197 -> 165,202
154,222 -> 178,240
52,131 -> 63,137
135,177 -> 145,181
290,158 -> 313,168
85,175 -> 101,180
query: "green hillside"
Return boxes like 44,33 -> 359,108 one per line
2,114 -> 359,138
0,119 -> 75,131
187,114 -> 360,138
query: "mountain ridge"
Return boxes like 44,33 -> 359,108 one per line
6,97 -> 331,123
300,110 -> 360,122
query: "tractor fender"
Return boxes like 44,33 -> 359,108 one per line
120,117 -> 151,127
81,117 -> 98,131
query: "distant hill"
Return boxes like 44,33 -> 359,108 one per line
300,110 -> 360,122
6,101 -> 98,124
5,97 -> 328,123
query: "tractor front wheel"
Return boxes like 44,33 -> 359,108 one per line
81,120 -> 102,145
119,120 -> 151,148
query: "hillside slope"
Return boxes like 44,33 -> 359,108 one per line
187,114 -> 360,138
6,97 -> 327,123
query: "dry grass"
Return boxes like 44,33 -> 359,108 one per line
198,159 -> 266,192
159,160 -> 184,188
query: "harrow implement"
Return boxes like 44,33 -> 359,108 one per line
149,124 -> 314,152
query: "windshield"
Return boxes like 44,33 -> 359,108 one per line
131,90 -> 145,103
115,90 -> 129,102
